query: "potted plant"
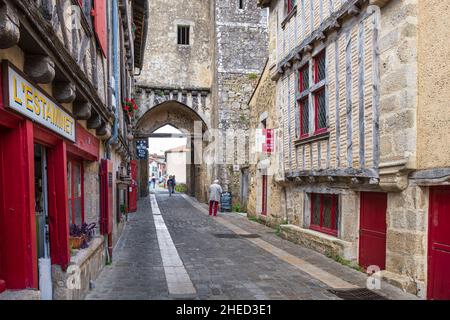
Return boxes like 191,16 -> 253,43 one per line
69,223 -> 96,250
123,98 -> 138,118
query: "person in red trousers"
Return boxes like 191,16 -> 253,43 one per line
209,180 -> 223,217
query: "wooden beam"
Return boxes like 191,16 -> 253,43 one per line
334,39 -> 341,167
345,32 -> 353,168
371,8 -> 381,169
358,20 -> 365,168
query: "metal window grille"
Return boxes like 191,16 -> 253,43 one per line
177,26 -> 190,45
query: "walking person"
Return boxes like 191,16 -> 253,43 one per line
209,180 -> 222,217
167,175 -> 175,196
151,175 -> 156,190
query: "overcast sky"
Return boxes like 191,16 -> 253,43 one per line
147,125 -> 187,155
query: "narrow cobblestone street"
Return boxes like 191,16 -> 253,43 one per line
85,191 -> 416,300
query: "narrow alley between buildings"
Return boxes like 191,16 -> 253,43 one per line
85,189 -> 415,300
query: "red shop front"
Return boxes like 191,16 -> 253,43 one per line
0,61 -> 99,293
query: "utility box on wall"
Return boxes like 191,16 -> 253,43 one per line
100,159 -> 113,235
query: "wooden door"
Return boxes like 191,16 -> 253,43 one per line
261,175 -> 267,216
428,186 -> 450,300
128,160 -> 138,213
359,192 -> 387,270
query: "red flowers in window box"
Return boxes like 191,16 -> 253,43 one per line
123,98 -> 138,117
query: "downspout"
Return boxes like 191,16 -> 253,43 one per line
104,0 -> 120,261
105,0 -> 120,159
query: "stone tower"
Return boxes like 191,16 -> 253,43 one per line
134,0 -> 268,203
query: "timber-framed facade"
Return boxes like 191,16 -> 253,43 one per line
257,0 -> 450,299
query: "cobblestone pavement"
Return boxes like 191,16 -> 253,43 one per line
86,191 -> 417,300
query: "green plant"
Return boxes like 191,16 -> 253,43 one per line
325,251 -> 365,273
175,183 -> 188,193
232,203 -> 242,212
120,204 -> 127,214
248,72 -> 258,80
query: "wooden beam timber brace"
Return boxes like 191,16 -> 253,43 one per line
0,1 -> 20,49
24,55 -> 55,84
73,101 -> 92,120
53,82 -> 76,103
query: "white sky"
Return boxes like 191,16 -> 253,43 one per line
147,125 -> 187,155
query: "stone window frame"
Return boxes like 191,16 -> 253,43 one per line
174,20 -> 195,47
296,49 -> 329,141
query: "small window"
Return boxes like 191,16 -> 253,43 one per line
310,193 -> 339,236
68,160 -> 84,227
299,64 -> 309,93
285,0 -> 296,15
313,52 -> 327,134
300,98 -> 309,138
239,0 -> 244,10
177,25 -> 190,45
314,52 -> 326,83
315,89 -> 327,133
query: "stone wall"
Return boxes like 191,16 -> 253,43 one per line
416,0 -> 450,169
214,0 -> 268,202
52,238 -> 105,300
247,62 -> 284,225
383,184 -> 428,297
137,0 -> 213,89
379,0 -> 418,168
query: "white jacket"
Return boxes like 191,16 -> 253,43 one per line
209,184 -> 223,202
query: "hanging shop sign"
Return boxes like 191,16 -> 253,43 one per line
263,129 -> 274,154
136,139 -> 148,160
3,61 -> 76,142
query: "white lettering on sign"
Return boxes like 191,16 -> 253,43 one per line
6,65 -> 76,142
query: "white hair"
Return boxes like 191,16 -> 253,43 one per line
214,180 -> 219,184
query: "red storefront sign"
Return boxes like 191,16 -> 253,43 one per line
262,129 -> 274,154
0,61 -> 100,290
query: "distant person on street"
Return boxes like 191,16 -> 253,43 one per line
167,175 -> 176,196
151,175 -> 156,190
209,180 -> 223,217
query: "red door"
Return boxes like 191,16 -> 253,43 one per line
128,160 -> 138,213
261,175 -> 267,216
359,192 -> 387,270
428,186 -> 450,300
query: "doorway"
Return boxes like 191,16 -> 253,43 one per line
428,186 -> 450,300
359,192 -> 387,270
240,169 -> 249,210
34,144 -> 52,299
261,175 -> 268,216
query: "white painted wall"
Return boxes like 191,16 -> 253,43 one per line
166,152 -> 187,184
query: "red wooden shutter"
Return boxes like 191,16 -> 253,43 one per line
93,0 -> 107,57
47,141 -> 70,271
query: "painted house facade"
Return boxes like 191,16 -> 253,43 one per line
257,0 -> 450,299
0,0 -> 148,299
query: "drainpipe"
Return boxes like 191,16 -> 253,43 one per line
105,0 -> 120,159
104,0 -> 120,261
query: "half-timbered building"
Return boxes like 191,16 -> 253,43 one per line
0,0 -> 148,299
257,0 -> 450,299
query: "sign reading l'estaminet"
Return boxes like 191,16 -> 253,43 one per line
4,63 -> 76,142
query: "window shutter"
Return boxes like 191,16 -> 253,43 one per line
93,0 -> 107,57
